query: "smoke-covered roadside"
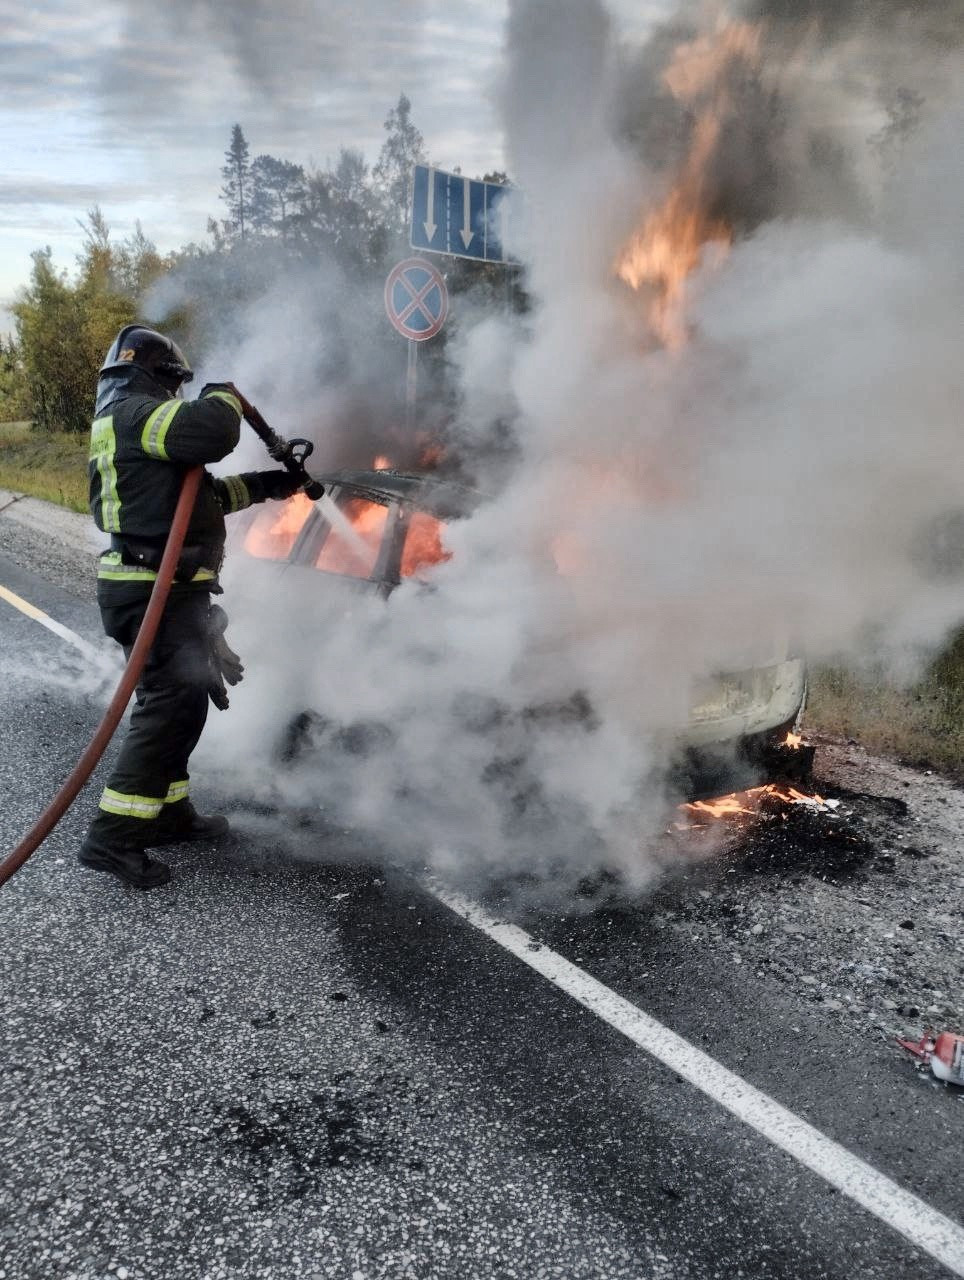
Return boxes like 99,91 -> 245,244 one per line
200,0 -> 961,897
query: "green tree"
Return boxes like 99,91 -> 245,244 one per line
0,335 -> 28,421
13,248 -> 90,432
75,208 -> 139,374
250,154 -> 306,238
372,94 -> 425,242
220,124 -> 251,242
11,210 -> 170,433
331,147 -> 389,270
115,222 -> 168,297
296,148 -> 388,273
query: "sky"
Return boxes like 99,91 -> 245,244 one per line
0,0 -> 662,335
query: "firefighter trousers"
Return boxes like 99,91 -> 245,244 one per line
86,591 -> 213,850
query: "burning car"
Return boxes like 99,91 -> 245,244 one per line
240,467 -> 470,592
235,467 -> 808,795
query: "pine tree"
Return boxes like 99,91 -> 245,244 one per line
220,124 -> 251,242
249,155 -> 306,238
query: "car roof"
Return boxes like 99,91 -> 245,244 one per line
317,469 -> 483,521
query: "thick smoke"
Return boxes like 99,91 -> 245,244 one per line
146,255 -> 442,477
743,0 -> 962,45
195,0 -> 961,897
619,0 -> 963,231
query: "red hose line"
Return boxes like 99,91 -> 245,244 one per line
0,466 -> 204,887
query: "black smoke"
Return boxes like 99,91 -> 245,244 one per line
616,0 -> 963,238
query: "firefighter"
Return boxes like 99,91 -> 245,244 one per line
80,324 -> 302,888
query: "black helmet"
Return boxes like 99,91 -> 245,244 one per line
99,325 -> 194,393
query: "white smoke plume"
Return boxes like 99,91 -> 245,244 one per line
194,0 -> 962,896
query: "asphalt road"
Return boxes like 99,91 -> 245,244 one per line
1,523 -> 962,1280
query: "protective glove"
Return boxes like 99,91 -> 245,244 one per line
245,469 -> 304,502
199,381 -> 243,403
208,673 -> 230,713
206,604 -> 244,711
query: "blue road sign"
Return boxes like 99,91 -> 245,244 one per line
410,165 -> 516,265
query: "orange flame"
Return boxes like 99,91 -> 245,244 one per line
402,510 -> 452,578
681,782 -> 826,825
243,490 -> 450,581
243,491 -> 313,559
615,18 -> 764,347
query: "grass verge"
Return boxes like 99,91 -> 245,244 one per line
0,420 -> 89,512
807,645 -> 964,780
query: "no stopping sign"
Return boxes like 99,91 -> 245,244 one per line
384,258 -> 448,342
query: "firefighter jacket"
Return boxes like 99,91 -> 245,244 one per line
89,375 -> 258,604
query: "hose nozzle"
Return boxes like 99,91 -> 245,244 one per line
236,393 -> 325,500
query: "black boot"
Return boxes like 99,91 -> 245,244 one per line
148,800 -> 230,846
78,836 -> 171,889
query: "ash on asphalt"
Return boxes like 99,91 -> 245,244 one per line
477,776 -> 914,911
675,784 -> 911,884
211,1081 -> 391,1206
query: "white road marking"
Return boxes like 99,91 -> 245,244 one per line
429,884 -> 964,1279
0,583 -> 102,664
7,583 -> 963,1275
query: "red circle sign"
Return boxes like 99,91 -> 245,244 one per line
384,258 -> 448,342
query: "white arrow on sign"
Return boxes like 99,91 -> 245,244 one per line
423,167 -> 437,243
460,176 -> 474,249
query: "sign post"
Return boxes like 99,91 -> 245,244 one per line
406,342 -> 418,432
384,256 -> 449,432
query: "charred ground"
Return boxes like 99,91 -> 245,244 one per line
507,735 -> 964,1075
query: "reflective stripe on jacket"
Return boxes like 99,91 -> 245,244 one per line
95,551 -> 218,585
89,384 -> 243,542
89,380 -> 256,596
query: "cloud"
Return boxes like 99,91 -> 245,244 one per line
96,0 -> 507,165
0,6 -> 110,110
1,0 -> 508,166
0,178 -> 149,209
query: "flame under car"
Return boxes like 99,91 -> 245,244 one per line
237,470 -> 808,793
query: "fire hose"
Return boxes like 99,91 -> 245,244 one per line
0,402 -> 323,888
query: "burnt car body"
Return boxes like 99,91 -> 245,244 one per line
235,469 -> 808,794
